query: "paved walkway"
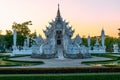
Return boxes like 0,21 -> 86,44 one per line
6,56 -> 112,68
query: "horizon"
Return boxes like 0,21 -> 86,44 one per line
0,0 -> 120,38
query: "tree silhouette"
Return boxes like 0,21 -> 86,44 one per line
12,21 -> 32,46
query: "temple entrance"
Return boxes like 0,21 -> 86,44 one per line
57,40 -> 61,45
56,30 -> 62,46
55,30 -> 64,59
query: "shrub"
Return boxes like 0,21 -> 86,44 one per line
10,55 -> 31,58
4,59 -> 44,64
0,68 -> 120,74
81,60 -> 116,64
0,74 -> 120,80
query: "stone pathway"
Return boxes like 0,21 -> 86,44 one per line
5,56 -> 112,68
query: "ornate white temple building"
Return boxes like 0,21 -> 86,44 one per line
31,4 -> 91,59
12,4 -> 112,58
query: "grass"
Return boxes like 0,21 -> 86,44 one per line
81,53 -> 120,67
0,55 -> 44,67
91,53 -> 120,60
82,54 -> 118,64
0,73 -> 120,80
81,60 -> 115,64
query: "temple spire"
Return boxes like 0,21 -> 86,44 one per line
102,27 -> 104,32
101,27 -> 105,47
57,4 -> 61,17
56,4 -> 62,20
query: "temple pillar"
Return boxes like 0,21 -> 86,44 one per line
13,29 -> 17,50
101,28 -> 105,47
27,36 -> 30,47
88,35 -> 91,48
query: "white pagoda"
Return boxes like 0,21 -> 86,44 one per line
88,28 -> 106,53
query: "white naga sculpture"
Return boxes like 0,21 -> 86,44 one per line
113,44 -> 119,53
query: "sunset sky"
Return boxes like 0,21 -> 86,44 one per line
0,0 -> 120,38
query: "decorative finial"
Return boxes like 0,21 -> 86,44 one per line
102,27 -> 104,30
58,3 -> 59,8
56,3 -> 61,19
102,27 -> 104,32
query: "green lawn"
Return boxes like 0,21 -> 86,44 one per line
0,56 -> 44,67
81,54 -> 120,67
0,73 -> 120,80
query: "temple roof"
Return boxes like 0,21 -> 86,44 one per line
74,34 -> 82,44
43,4 -> 75,38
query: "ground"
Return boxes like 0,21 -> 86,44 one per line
6,56 -> 112,68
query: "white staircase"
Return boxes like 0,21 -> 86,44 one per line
57,47 -> 64,59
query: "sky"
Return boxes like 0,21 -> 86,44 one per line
0,0 -> 120,38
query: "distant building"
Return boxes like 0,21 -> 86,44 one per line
88,28 -> 106,53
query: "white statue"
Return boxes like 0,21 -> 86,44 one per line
101,28 -> 105,47
113,44 -> 119,53
27,36 -> 30,47
13,29 -> 17,50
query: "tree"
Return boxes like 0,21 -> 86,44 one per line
12,21 -> 32,46
105,36 -> 117,52
118,28 -> 120,38
6,30 -> 12,35
4,30 -> 13,50
0,30 -> 2,35
12,21 -> 32,37
0,35 -> 5,52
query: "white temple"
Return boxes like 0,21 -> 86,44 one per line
31,4 -> 91,59
11,4 -> 108,57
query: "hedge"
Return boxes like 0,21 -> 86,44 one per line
3,59 -> 44,64
0,68 -> 120,74
0,73 -> 120,80
10,55 -> 31,58
81,60 -> 116,64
